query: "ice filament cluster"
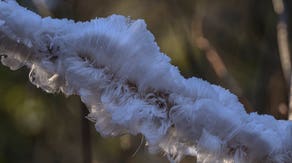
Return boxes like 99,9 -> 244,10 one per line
0,1 -> 292,162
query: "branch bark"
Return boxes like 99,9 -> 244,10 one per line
272,0 -> 292,120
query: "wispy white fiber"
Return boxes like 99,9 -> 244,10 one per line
0,1 -> 292,162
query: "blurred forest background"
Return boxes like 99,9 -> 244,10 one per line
0,0 -> 292,162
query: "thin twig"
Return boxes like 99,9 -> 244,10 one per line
191,16 -> 242,95
272,0 -> 292,119
31,0 -> 52,17
191,17 -> 254,112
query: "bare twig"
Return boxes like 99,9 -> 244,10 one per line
31,0 -> 52,17
272,0 -> 292,119
191,17 -> 254,112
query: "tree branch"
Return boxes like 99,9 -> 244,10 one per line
0,1 -> 292,162
272,0 -> 292,120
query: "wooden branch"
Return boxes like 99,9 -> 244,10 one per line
0,1 -> 292,162
272,0 -> 292,120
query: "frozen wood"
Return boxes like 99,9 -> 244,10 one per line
0,1 -> 292,162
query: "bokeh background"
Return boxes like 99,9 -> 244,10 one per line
1,0 -> 292,162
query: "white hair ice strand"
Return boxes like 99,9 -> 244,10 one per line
0,1 -> 292,163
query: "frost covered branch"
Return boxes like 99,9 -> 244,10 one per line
0,1 -> 292,162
